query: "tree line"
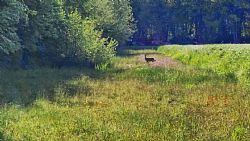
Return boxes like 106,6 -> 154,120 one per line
131,0 -> 250,45
0,0 -> 135,68
1,0 -> 250,68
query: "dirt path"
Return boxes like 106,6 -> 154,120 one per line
138,53 -> 181,68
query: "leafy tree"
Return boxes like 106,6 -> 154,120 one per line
22,0 -> 66,50
64,0 -> 135,45
108,0 -> 136,45
66,12 -> 117,65
0,0 -> 27,54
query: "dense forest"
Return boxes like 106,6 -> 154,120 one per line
0,0 -> 135,68
132,0 -> 250,44
0,0 -> 250,68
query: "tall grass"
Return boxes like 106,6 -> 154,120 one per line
158,44 -> 250,86
0,47 -> 250,140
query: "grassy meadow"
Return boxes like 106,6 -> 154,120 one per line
158,44 -> 250,86
0,45 -> 250,140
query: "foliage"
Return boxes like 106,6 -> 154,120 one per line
65,0 -> 136,45
131,0 -> 250,44
0,0 -> 27,54
65,12 -> 117,65
0,0 -> 134,68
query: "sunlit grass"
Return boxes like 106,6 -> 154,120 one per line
0,46 -> 250,140
158,44 -> 250,86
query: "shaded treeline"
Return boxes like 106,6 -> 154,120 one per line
131,0 -> 250,45
0,0 -> 135,68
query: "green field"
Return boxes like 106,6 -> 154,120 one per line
0,45 -> 250,141
158,44 -> 250,86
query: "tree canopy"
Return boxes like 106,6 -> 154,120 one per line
0,0 -> 135,67
131,0 -> 250,44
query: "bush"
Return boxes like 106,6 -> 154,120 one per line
64,12 -> 117,66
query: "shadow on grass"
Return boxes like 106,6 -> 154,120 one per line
0,132 -> 7,141
0,66 -> 124,106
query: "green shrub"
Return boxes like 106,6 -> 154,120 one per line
65,12 -> 117,65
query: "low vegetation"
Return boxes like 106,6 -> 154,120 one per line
158,44 -> 250,86
1,45 -> 250,140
